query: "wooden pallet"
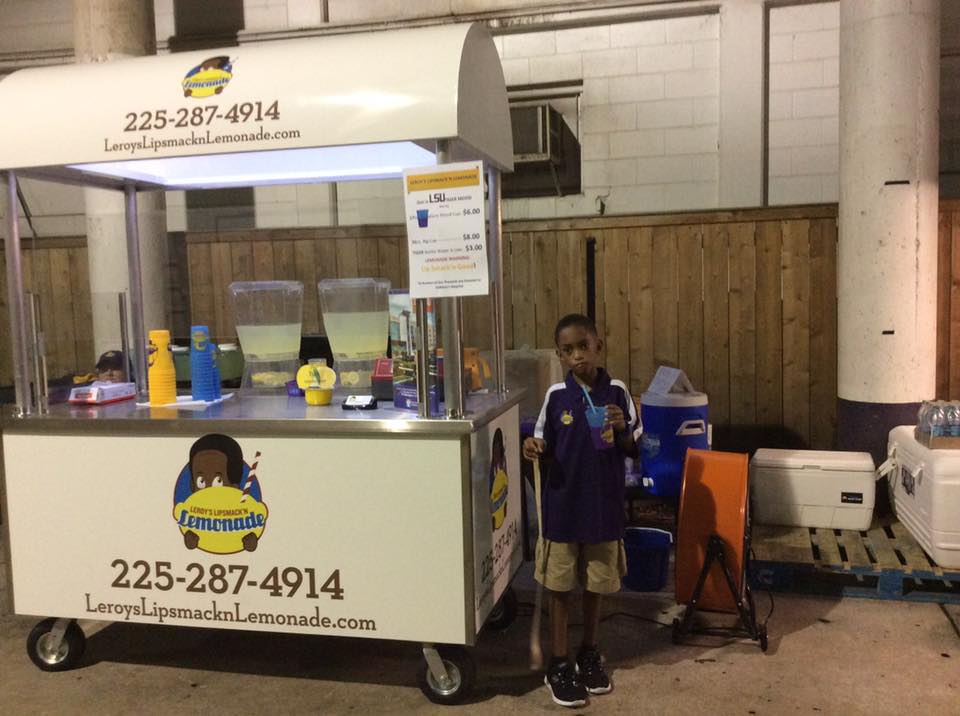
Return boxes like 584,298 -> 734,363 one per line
749,518 -> 960,604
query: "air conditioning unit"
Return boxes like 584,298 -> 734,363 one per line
511,104 -> 563,164
505,103 -> 581,197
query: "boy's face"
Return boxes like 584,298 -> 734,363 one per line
191,449 -> 230,491
555,324 -> 603,384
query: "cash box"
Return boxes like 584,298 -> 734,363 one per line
750,449 -> 876,530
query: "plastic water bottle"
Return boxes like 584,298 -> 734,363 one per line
929,401 -> 947,438
949,402 -> 960,438
917,401 -> 932,434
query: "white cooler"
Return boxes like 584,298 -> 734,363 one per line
887,425 -> 960,569
750,449 -> 876,530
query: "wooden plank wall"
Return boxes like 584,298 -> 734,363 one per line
0,237 -> 93,381
10,202 -> 960,449
178,206 -> 839,447
498,207 -> 838,448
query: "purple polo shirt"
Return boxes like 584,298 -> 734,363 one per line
534,368 -> 639,543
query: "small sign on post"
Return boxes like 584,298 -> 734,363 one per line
403,160 -> 489,299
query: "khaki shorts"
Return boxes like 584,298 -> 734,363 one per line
534,538 -> 627,594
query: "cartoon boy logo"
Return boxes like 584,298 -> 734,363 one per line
172,434 -> 268,555
489,428 -> 508,531
182,56 -> 233,98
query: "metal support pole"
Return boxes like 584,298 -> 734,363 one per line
4,171 -> 33,415
486,166 -> 506,395
441,296 -> 465,418
28,293 -> 48,414
415,299 -> 432,418
123,185 -> 148,396
118,292 -> 130,383
434,140 -> 466,418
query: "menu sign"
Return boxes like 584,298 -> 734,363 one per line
403,161 -> 489,299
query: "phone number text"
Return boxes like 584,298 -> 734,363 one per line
123,101 -> 280,132
111,558 -> 343,600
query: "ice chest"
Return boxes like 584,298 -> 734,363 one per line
640,367 -> 709,500
750,449 -> 876,530
887,425 -> 960,569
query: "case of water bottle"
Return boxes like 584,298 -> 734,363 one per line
887,425 -> 960,569
915,400 -> 960,449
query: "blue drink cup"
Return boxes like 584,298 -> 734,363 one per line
190,325 -> 217,401
416,209 -> 429,227
586,407 -> 614,450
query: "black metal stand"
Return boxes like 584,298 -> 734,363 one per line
672,535 -> 768,651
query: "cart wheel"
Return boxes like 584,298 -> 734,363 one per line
26,618 -> 86,672
758,624 -> 768,652
671,617 -> 683,645
485,587 -> 518,631
418,646 -> 475,705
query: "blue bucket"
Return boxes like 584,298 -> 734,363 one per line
623,527 -> 673,592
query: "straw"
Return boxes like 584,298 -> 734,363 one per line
581,385 -> 597,411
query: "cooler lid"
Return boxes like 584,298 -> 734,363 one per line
641,390 -> 708,408
750,448 -> 875,472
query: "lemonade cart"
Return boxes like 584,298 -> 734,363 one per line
0,24 -> 519,704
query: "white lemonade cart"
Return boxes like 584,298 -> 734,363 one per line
0,24 -> 519,704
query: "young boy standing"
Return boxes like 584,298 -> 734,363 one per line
523,313 -> 639,708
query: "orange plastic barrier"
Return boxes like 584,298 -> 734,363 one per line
675,448 -> 749,613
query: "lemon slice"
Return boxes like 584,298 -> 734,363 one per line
297,364 -> 337,390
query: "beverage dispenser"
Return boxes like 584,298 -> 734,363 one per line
228,280 -> 304,391
318,278 -> 390,391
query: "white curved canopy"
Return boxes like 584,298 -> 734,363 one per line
0,23 -> 512,189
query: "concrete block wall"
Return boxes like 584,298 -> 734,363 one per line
768,1 -> 839,206
498,14 -> 721,221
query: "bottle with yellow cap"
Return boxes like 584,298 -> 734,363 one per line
148,329 -> 178,406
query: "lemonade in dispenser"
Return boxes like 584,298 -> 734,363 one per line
318,278 -> 390,391
228,281 -> 304,391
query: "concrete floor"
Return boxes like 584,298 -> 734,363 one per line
1,566 -> 958,716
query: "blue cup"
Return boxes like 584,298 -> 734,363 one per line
585,407 -> 614,450
190,326 -> 217,401
416,209 -> 429,227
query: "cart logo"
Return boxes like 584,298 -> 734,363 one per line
489,428 -> 508,530
182,56 -> 233,98
172,434 -> 268,554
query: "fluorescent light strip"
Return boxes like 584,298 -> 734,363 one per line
69,142 -> 437,189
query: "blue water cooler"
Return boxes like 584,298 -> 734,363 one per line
640,390 -> 709,499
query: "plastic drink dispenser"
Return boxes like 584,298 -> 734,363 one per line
229,281 -> 304,391
318,278 -> 390,391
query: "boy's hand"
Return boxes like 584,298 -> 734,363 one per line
523,437 -> 546,461
605,404 -> 628,433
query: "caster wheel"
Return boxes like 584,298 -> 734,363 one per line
26,619 -> 86,672
671,617 -> 683,645
418,646 -> 475,705
758,625 -> 769,652
485,587 -> 518,631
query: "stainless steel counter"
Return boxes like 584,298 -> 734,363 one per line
0,390 -> 524,438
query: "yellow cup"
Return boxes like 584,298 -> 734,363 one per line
305,386 -> 332,406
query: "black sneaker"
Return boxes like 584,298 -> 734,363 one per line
544,660 -> 587,708
576,647 -> 612,694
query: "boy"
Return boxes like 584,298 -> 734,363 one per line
522,313 -> 639,708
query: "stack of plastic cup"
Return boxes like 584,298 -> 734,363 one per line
190,325 -> 219,402
211,347 -> 223,400
148,329 -> 177,406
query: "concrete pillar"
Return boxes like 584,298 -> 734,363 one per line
74,0 -> 169,361
719,0 -> 763,209
837,0 -> 939,466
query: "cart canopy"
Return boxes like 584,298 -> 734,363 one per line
0,23 -> 512,190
